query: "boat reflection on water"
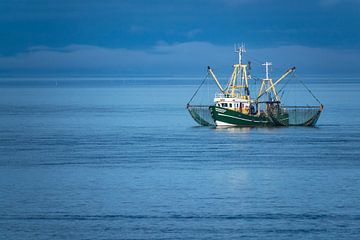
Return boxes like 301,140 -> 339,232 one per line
214,126 -> 252,134
213,125 -> 282,134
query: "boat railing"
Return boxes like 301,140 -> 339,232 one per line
282,105 -> 321,109
214,93 -> 225,98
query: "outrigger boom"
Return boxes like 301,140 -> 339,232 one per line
255,66 -> 296,103
207,66 -> 224,93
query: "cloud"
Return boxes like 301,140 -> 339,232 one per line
250,45 -> 360,75
129,25 -> 146,34
319,0 -> 341,6
219,0 -> 255,6
0,42 -> 359,76
0,42 -> 231,75
318,0 -> 360,7
185,28 -> 203,39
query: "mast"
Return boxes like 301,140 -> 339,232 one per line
256,66 -> 296,102
231,43 -> 250,100
234,43 -> 245,89
235,43 -> 246,65
259,61 -> 277,101
263,61 -> 272,80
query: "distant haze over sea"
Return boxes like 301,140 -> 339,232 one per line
0,43 -> 360,76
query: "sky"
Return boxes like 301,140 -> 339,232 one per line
0,0 -> 360,76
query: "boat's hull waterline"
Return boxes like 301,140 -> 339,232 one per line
187,105 -> 323,127
210,106 -> 322,127
211,106 -> 270,126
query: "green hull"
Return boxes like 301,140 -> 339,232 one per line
210,106 -> 273,126
209,106 -> 322,127
187,105 -> 322,127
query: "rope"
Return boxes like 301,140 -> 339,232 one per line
278,71 -> 295,95
238,52 -> 323,109
187,72 -> 210,105
244,52 -> 290,74
298,78 -> 322,105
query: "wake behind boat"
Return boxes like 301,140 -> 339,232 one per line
187,43 -> 323,127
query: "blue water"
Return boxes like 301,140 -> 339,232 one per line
0,78 -> 360,239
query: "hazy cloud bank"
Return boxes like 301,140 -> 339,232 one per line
0,42 -> 359,76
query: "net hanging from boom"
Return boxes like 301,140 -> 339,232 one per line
186,73 -> 215,126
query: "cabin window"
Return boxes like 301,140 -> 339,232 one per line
229,103 -> 232,107
224,103 -> 228,107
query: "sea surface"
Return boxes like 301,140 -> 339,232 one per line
0,77 -> 360,239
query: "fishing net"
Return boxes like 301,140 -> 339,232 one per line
187,105 -> 215,126
186,73 -> 219,126
282,106 -> 322,126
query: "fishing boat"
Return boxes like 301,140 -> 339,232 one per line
187,44 -> 323,127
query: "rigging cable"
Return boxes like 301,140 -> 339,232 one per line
187,72 -> 210,105
278,71 -> 295,95
298,78 -> 322,105
244,52 -> 290,74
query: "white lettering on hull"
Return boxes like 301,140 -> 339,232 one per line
217,113 -> 269,124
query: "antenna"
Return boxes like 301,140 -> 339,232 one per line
234,43 -> 246,65
262,61 -> 272,80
